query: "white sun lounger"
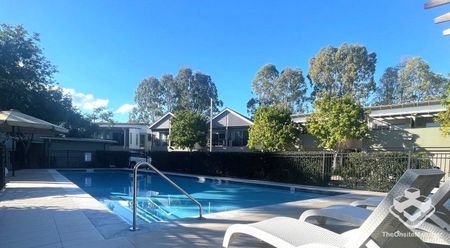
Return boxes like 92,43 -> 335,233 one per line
350,196 -> 384,208
223,169 -> 444,248
299,177 -> 450,245
299,177 -> 450,226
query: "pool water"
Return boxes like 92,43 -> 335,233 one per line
59,170 -> 337,224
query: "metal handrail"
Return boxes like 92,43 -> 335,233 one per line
130,161 -> 203,231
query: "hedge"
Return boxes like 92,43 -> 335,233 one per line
150,151 -> 333,186
150,151 -> 435,192
334,152 -> 433,191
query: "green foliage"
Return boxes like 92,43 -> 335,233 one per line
335,152 -> 433,191
129,76 -> 164,123
436,87 -> 450,136
248,106 -> 300,152
150,151 -> 329,186
376,67 -> 401,105
0,24 -> 95,137
376,57 -> 450,104
170,110 -> 207,150
308,43 -> 376,103
131,68 -> 223,123
86,107 -> 114,124
248,64 -> 307,116
307,94 -> 368,150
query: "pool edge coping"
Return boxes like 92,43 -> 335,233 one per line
56,167 -> 385,197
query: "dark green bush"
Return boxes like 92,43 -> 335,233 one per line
149,151 -> 434,192
335,152 -> 433,192
150,151 -> 331,186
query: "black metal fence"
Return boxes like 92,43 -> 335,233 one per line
47,150 -> 130,168
34,149 -> 450,192
150,151 -> 450,192
0,145 -> 5,189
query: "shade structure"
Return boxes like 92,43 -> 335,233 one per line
424,0 -> 450,9
0,109 -> 68,134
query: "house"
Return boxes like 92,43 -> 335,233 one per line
149,108 -> 253,152
209,108 -> 253,151
149,113 -> 174,151
96,123 -> 151,152
291,100 -> 450,151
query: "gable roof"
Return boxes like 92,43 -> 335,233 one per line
210,107 -> 253,127
149,112 -> 174,129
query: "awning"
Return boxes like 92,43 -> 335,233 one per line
0,109 -> 68,134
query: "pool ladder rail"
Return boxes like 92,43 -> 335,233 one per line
130,161 -> 204,231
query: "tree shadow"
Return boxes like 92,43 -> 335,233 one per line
364,129 -> 420,151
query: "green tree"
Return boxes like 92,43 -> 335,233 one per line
306,94 -> 368,150
0,24 -> 95,137
170,110 -> 207,151
86,107 -> 114,124
129,76 -> 164,123
247,106 -> 300,152
131,68 -> 222,123
436,87 -> 450,136
248,64 -> 307,116
376,57 -> 450,104
308,43 -> 376,103
397,57 -> 449,102
375,67 -> 400,105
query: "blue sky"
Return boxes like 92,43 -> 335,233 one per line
1,0 -> 449,122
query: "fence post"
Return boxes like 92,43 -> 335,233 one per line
322,151 -> 325,183
407,150 -> 411,169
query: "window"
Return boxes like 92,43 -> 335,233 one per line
136,133 -> 138,146
84,152 -> 92,162
212,130 -> 226,146
159,131 -> 169,146
231,129 -> 249,146
140,134 -> 145,147
112,132 -> 124,146
129,134 -> 132,145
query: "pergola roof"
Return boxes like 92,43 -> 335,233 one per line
425,0 -> 450,35
291,100 -> 446,123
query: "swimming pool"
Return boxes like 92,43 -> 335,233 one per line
59,170 -> 338,224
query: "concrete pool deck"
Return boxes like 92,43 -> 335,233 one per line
0,169 -> 384,248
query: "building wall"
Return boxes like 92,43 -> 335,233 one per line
47,140 -> 109,151
364,127 -> 450,151
299,127 -> 450,151
97,126 -> 150,152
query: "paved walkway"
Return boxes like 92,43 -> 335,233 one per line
0,170 -> 380,248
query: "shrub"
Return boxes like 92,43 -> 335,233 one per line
335,152 -> 433,192
149,151 -> 433,192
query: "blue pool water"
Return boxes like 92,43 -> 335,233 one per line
59,170 -> 338,224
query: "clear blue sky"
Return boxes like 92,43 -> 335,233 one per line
1,0 -> 449,122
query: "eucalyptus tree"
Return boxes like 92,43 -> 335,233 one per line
130,76 -> 164,124
130,68 -> 222,123
308,43 -> 377,103
375,57 -> 450,104
247,64 -> 307,116
397,57 -> 449,102
375,67 -> 400,105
